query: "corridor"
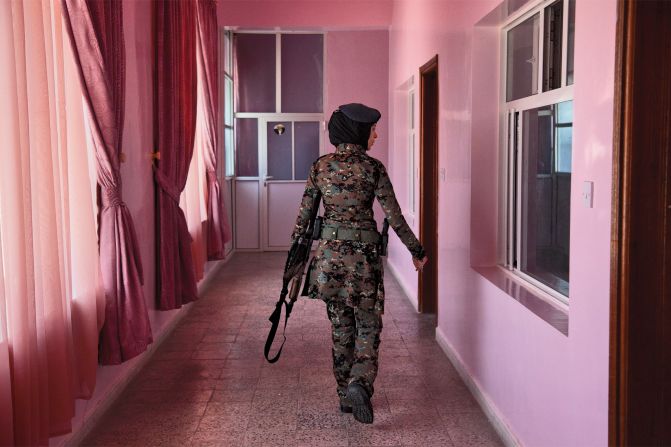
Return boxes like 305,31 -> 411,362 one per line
83,253 -> 503,446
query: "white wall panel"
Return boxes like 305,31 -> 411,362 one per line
235,180 -> 259,249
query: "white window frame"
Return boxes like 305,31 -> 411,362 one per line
500,0 -> 574,305
223,30 -> 235,179
408,80 -> 417,219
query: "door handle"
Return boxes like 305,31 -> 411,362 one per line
264,175 -> 274,187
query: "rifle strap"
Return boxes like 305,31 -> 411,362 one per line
264,298 -> 293,363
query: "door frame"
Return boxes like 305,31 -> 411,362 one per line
418,55 -> 439,315
610,1 -> 671,445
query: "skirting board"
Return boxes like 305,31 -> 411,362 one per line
385,258 -> 419,312
435,326 -> 521,447
60,254 -> 233,447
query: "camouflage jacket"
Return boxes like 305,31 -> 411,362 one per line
290,143 -> 424,310
291,143 -> 425,259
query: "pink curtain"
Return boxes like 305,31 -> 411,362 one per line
153,0 -> 199,309
197,0 -> 232,260
62,0 -> 153,364
182,122 -> 209,282
0,0 -> 103,443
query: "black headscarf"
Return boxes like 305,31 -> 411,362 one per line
327,103 -> 381,148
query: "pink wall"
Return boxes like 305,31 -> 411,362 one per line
386,0 -> 616,446
325,31 -> 390,167
217,0 -> 392,28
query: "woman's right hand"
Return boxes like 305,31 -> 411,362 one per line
413,256 -> 429,272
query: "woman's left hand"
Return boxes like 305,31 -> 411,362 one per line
413,256 -> 429,272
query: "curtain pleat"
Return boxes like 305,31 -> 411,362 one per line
197,0 -> 232,260
62,0 -> 153,364
153,0 -> 199,310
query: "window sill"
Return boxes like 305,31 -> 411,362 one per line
472,265 -> 569,336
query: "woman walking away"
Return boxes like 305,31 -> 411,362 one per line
291,103 -> 428,424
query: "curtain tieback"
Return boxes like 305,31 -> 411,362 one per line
206,170 -> 218,183
153,166 -> 181,204
102,185 -> 124,209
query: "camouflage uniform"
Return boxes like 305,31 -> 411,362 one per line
291,142 -> 424,401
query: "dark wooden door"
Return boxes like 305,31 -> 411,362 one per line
419,56 -> 439,316
610,1 -> 671,445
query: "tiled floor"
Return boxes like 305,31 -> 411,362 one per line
83,253 -> 504,447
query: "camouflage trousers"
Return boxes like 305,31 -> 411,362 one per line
326,296 -> 382,400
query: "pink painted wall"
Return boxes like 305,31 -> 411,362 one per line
386,0 -> 616,446
217,0 -> 392,28
325,31 -> 390,167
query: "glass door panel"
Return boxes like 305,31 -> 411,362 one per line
294,121 -> 320,180
267,121 -> 293,180
262,117 -> 323,251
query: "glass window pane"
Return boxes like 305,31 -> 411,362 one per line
556,127 -> 572,173
236,118 -> 258,176
557,100 -> 573,123
409,135 -> 415,214
520,102 -> 571,296
224,31 -> 232,74
294,122 -> 320,180
267,121 -> 292,181
507,13 -> 540,101
543,1 -> 563,92
234,34 -> 276,112
409,90 -> 415,130
555,100 -> 573,173
225,77 -> 233,126
281,34 -> 323,113
225,127 -> 234,177
567,0 -> 576,85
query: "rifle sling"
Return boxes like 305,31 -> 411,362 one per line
264,293 -> 294,363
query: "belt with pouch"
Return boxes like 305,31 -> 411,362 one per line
320,224 -> 381,244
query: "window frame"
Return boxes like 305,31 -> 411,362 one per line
222,29 -> 235,179
408,80 -> 417,219
500,0 -> 574,305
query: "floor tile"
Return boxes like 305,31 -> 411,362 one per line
83,253 -> 502,447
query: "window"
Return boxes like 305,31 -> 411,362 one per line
233,32 -> 324,178
408,85 -> 417,217
223,30 -> 234,177
233,32 -> 324,114
503,0 -> 575,302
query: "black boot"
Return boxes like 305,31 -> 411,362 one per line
340,403 -> 353,413
346,382 -> 373,424
339,395 -> 353,413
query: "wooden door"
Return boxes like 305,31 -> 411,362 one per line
610,1 -> 671,445
419,56 -> 439,316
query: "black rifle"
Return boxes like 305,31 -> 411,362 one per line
264,191 -> 321,363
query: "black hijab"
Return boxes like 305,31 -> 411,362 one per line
327,103 -> 381,148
